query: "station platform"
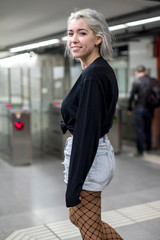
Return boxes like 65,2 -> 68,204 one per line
0,144 -> 160,240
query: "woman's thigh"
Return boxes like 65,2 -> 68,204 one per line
69,191 -> 101,222
69,191 -> 102,239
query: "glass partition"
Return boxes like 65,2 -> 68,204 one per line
30,67 -> 42,150
70,59 -> 82,87
22,68 -> 30,106
0,68 -> 10,157
52,55 -> 65,99
110,57 -> 128,98
0,68 -> 9,102
41,60 -> 53,152
10,68 -> 22,104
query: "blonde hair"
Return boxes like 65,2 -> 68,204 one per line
65,8 -> 113,60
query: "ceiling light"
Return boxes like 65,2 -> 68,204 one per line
10,39 -> 60,53
126,16 -> 160,27
0,53 -> 36,67
61,36 -> 68,41
109,15 -> 160,31
109,24 -> 127,31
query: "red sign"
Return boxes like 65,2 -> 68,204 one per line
14,121 -> 24,130
6,104 -> 11,108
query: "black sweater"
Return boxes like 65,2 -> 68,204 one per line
61,57 -> 118,207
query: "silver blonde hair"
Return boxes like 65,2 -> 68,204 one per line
65,8 -> 113,60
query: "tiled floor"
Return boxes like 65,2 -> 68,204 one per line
0,145 -> 160,240
6,200 -> 160,240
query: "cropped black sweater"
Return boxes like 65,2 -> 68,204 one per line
61,57 -> 118,207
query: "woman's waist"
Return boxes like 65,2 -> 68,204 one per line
68,133 -> 109,143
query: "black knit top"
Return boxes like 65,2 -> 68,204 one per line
61,56 -> 118,207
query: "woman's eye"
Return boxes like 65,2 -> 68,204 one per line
79,32 -> 86,36
68,32 -> 73,36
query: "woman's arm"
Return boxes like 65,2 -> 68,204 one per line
66,78 -> 103,207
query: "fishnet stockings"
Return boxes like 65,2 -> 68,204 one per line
69,191 -> 123,240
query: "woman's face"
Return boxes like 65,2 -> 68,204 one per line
67,18 -> 101,62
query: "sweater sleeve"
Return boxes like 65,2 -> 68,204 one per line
128,82 -> 138,111
66,78 -> 103,207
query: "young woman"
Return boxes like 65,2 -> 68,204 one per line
61,8 -> 123,240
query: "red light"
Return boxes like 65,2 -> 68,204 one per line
14,121 -> 24,130
53,102 -> 60,107
6,104 -> 11,108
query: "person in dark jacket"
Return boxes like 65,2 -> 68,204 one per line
60,8 -> 123,240
128,65 -> 153,156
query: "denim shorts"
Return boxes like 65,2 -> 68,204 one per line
62,135 -> 116,191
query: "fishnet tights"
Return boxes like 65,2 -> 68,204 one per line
69,191 -> 123,240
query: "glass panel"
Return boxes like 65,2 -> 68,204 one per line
0,68 -> 9,102
30,67 -> 42,150
110,58 -> 128,98
117,68 -> 126,93
70,59 -> 82,87
10,68 -> 21,103
52,55 -> 65,99
0,103 -> 10,156
0,68 -> 11,158
41,62 -> 52,152
22,68 -> 30,105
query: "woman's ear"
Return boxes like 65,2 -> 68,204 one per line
95,36 -> 102,46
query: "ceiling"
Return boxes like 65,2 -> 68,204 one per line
0,0 -> 160,58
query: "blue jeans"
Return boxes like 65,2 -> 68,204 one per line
134,109 -> 152,154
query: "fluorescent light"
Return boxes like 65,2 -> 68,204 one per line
61,36 -> 68,41
10,39 -> 60,53
0,53 -> 36,67
109,24 -> 127,31
109,16 -> 160,32
127,16 -> 160,27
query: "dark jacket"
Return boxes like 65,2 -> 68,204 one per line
128,74 -> 150,111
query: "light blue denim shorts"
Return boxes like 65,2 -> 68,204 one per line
62,135 -> 115,191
